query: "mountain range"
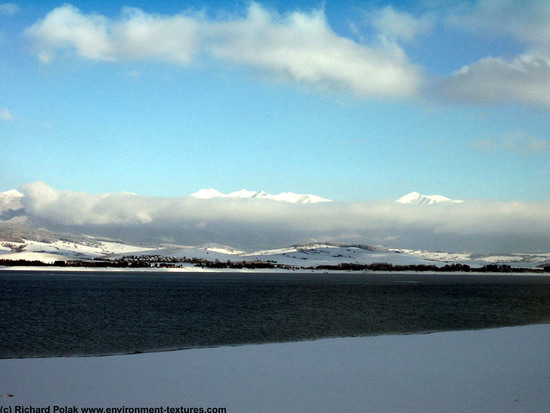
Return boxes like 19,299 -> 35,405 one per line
191,189 -> 333,203
191,189 -> 465,205
0,187 -> 462,252
0,187 -> 479,264
3,186 -> 546,258
396,192 -> 463,205
0,188 -> 461,212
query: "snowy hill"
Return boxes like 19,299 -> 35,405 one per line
1,233 -> 548,270
396,192 -> 463,205
191,188 -> 332,204
0,237 -> 153,263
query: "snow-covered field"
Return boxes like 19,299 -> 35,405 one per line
0,239 -> 154,263
1,324 -> 549,412
392,248 -> 550,268
99,243 -> 550,269
1,239 -> 549,270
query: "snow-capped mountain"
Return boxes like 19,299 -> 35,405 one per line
0,189 -> 23,210
191,189 -> 332,204
191,189 -> 226,199
0,190 -> 24,219
396,192 -> 463,205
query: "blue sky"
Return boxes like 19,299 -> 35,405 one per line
1,0 -> 549,202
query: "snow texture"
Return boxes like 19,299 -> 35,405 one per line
2,240 -> 549,269
190,188 -> 332,203
1,324 -> 549,412
0,239 -> 153,263
0,189 -> 23,213
396,191 -> 463,205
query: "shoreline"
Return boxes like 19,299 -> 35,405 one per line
1,323 -> 549,411
3,321 -> 549,361
1,265 -> 549,275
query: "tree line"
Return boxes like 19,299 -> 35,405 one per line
1,256 -> 548,273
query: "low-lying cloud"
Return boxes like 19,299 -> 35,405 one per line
18,182 -> 550,253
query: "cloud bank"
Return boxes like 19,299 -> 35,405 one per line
18,182 -> 550,253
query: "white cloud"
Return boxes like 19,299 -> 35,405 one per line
438,1 -> 550,107
26,5 -> 112,62
368,6 -> 434,43
470,130 -> 550,154
439,55 -> 550,107
19,182 -> 550,253
469,138 -> 495,152
25,4 -> 200,64
205,4 -> 423,97
0,3 -> 18,16
501,130 -> 550,153
0,107 -> 12,121
112,7 -> 200,63
24,2 -> 550,106
26,3 -> 423,98
128,69 -> 140,79
470,131 -> 549,153
446,0 -> 550,50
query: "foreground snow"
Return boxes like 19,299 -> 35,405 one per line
1,324 -> 549,412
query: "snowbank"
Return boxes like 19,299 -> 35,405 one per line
1,324 -> 549,412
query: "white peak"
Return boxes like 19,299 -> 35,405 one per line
251,190 -> 269,198
303,195 -> 332,204
396,193 -> 420,204
0,189 -> 24,214
227,189 -> 258,198
191,188 -> 226,199
396,192 -> 462,205
190,189 -> 332,204
270,192 -> 332,204
0,189 -> 24,199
